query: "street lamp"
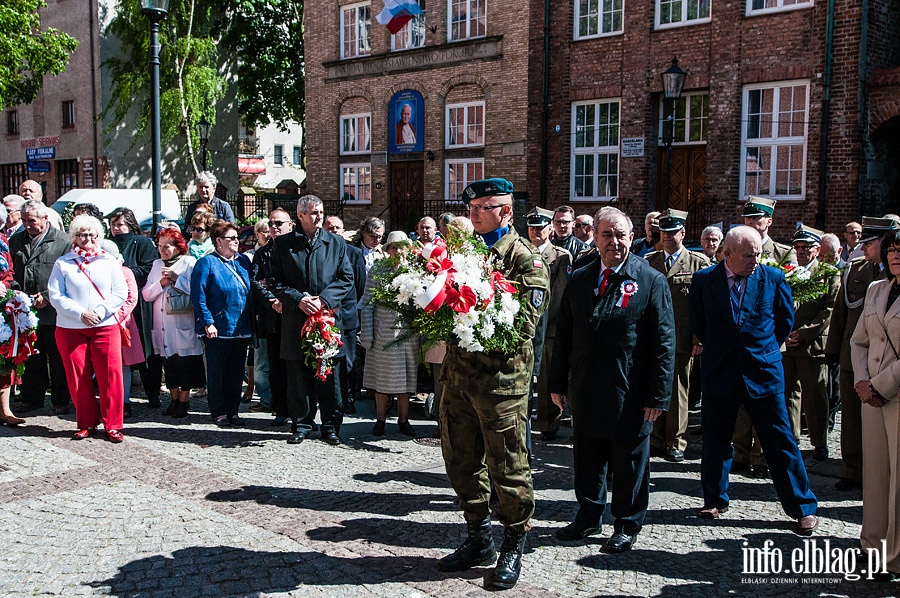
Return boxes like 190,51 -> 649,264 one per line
140,0 -> 169,235
196,116 -> 210,171
660,56 -> 687,211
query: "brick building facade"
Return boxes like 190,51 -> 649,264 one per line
306,1 -> 899,240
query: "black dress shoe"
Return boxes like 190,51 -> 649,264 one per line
834,477 -> 861,491
556,517 -> 600,541
342,399 -> 357,415
603,531 -> 638,553
287,430 -> 307,444
812,447 -> 829,461
665,448 -> 685,462
322,430 -> 341,446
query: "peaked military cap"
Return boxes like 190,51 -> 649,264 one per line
461,178 -> 514,204
658,209 -> 688,232
860,216 -> 900,243
525,207 -> 553,227
792,224 -> 824,245
742,196 -> 776,217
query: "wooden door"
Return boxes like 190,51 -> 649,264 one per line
657,146 -> 707,240
390,161 -> 424,232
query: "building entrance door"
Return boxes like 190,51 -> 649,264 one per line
657,146 -> 707,241
390,160 -> 424,232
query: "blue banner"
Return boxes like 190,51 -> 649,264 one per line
26,147 -> 55,160
388,90 -> 424,154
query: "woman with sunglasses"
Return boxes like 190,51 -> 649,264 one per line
190,221 -> 255,427
188,211 -> 216,259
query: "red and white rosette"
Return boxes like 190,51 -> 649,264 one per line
616,280 -> 639,308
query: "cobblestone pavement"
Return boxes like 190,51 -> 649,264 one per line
0,390 -> 894,597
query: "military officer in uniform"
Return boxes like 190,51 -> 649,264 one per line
733,196 -> 797,476
782,225 -> 840,461
525,207 -> 573,442
437,178 -> 549,591
647,209 -> 709,462
825,216 -> 898,490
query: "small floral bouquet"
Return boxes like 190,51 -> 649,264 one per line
368,231 -> 524,354
300,309 -> 343,381
0,289 -> 39,380
763,259 -> 841,304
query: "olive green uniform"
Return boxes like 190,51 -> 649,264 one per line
825,257 -> 884,482
441,229 -> 550,533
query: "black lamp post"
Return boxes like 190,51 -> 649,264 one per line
140,0 -> 169,235
660,56 -> 687,211
196,116 -> 210,171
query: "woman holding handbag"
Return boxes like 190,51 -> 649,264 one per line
141,228 -> 204,418
47,215 -> 128,442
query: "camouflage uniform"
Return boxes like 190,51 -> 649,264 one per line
441,228 -> 549,533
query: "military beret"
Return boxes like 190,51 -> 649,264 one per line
742,196 -> 776,217
860,216 -> 900,243
658,209 -> 688,232
461,178 -> 514,204
525,207 -> 553,227
792,224 -> 824,245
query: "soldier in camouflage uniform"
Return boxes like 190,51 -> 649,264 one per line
825,216 -> 898,490
437,178 -> 549,591
733,196 -> 796,477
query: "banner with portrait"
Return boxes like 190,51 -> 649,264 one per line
388,90 -> 424,154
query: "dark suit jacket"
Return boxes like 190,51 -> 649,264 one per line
549,253 -> 675,439
269,228 -> 354,361
9,226 -> 70,326
690,262 -> 794,399
341,241 -> 366,331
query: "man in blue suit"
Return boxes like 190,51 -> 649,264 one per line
689,225 -> 819,535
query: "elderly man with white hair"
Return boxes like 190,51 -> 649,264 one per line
689,225 -> 819,535
2,194 -> 24,238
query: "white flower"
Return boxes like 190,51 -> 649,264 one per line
16,311 -> 38,332
0,322 -> 11,343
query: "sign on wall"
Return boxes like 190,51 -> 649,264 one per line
388,90 -> 424,154
621,137 -> 645,158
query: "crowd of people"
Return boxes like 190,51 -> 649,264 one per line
1,172 -> 899,588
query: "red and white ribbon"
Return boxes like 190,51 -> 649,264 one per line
417,271 -> 449,313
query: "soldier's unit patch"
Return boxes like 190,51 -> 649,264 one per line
532,289 -> 544,308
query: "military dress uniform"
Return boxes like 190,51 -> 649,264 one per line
762,236 -> 797,265
647,210 -> 709,458
781,226 -> 840,457
824,217 -> 897,487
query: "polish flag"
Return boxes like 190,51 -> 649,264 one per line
376,0 -> 424,35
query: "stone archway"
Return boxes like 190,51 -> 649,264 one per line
866,115 -> 900,217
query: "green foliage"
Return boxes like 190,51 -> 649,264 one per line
0,0 -> 78,108
220,0 -> 305,132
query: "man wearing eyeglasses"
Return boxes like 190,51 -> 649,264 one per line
437,178 -> 548,590
573,214 -> 594,244
840,221 -> 863,262
269,196 -> 354,447
551,205 -> 588,258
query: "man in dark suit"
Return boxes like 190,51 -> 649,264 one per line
689,225 -> 819,534
550,207 -> 675,552
10,201 -> 71,413
269,195 -> 354,445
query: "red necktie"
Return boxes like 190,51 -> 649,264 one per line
599,268 -> 613,295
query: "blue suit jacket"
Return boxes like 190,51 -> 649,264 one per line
689,262 -> 794,399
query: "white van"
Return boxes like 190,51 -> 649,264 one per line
50,188 -> 183,230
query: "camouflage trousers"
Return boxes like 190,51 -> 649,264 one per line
440,384 -> 534,533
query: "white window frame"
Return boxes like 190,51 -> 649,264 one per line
392,10 -> 426,51
340,163 -> 373,204
340,2 -> 371,59
340,113 -> 372,155
739,80 -> 810,202
448,0 -> 486,42
274,144 -> 284,166
570,99 -> 620,202
658,92 -> 709,146
746,0 -> 813,16
574,0 -> 624,40
655,0 -> 711,29
445,158 -> 484,201
445,101 -> 485,149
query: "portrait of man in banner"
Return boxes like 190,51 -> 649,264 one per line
395,103 -> 416,145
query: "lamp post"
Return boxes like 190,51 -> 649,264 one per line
140,0 -> 169,236
196,116 -> 210,171
660,56 -> 687,211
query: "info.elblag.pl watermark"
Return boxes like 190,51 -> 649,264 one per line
741,539 -> 889,583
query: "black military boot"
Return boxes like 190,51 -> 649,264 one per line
489,528 -> 527,590
436,517 -> 496,572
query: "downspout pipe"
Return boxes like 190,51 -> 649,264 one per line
539,0 -> 550,207
815,0 -> 836,228
89,0 -> 99,187
857,0 -> 869,218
